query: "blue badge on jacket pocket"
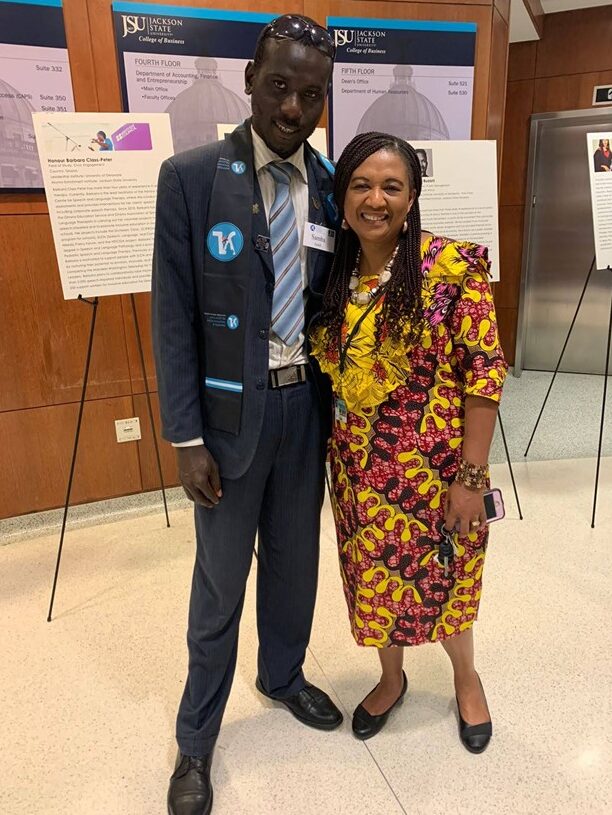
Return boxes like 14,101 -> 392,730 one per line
231,161 -> 246,175
207,222 -> 244,262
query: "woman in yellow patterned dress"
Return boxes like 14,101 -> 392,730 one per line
310,133 -> 507,752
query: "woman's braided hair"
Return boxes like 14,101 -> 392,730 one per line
319,132 -> 424,347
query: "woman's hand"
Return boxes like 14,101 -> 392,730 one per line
444,481 -> 486,537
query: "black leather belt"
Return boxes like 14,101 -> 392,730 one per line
268,364 -> 309,389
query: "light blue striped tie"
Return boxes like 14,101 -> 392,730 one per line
267,162 -> 304,346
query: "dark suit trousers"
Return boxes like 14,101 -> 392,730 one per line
176,380 -> 326,757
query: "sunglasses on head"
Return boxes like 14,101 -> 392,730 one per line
264,16 -> 336,60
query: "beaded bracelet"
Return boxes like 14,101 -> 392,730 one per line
455,458 -> 489,491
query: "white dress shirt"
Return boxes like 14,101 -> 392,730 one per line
174,126 -> 311,448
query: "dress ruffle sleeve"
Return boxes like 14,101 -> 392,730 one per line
441,241 -> 508,401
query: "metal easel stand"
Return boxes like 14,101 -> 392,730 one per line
497,411 -> 523,520
523,259 -> 612,527
47,295 -> 170,622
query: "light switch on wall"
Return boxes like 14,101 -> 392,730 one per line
115,417 -> 142,443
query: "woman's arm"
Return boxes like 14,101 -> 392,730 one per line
444,396 -> 498,536
462,396 -> 499,466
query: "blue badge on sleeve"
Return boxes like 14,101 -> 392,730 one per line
231,161 -> 246,175
207,222 -> 244,262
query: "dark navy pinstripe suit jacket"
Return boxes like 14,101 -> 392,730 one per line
152,132 -> 335,479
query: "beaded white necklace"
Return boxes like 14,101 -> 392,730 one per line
348,245 -> 399,306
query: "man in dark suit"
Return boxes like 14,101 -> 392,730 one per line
152,15 -> 341,815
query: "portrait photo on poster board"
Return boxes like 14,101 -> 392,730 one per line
416,147 -> 434,178
112,2 -> 273,154
591,136 -> 612,173
0,0 -> 75,191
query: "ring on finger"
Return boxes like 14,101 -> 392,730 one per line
470,519 -> 480,529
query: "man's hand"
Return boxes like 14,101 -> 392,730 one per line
176,445 -> 222,508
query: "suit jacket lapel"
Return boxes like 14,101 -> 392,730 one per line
305,149 -> 335,294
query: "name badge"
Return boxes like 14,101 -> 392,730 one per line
303,222 -> 336,253
334,397 -> 348,424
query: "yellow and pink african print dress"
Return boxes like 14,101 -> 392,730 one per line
311,236 -> 508,648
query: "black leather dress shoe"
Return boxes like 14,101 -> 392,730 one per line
167,752 -> 213,815
352,671 -> 408,740
255,677 -> 343,730
456,676 -> 492,754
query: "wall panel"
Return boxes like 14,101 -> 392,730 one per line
0,397 -> 142,517
486,6 -> 509,155
496,306 -> 517,364
533,71 -> 612,114
500,79 -> 535,207
133,393 -> 180,491
507,41 -> 536,82
535,6 -> 612,79
497,204 -> 523,310
0,215 -> 132,412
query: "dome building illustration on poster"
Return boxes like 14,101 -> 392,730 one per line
356,66 -> 450,142
165,58 -> 251,154
0,0 -> 75,191
0,78 -> 41,188
112,3 -> 273,154
327,17 -> 476,159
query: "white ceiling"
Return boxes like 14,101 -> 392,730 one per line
509,0 -> 612,43
540,0 -> 611,11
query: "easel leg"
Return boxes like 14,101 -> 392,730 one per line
498,411 -> 523,520
130,294 -> 170,528
591,274 -> 612,528
525,256 -> 596,457
47,296 -> 98,622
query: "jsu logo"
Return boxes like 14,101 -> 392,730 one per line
231,161 -> 246,175
121,15 -> 146,37
207,222 -> 244,262
334,29 -> 354,47
226,315 -> 240,330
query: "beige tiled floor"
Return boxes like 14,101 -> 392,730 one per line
1,457 -> 611,815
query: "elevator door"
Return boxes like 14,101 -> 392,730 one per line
516,109 -> 612,374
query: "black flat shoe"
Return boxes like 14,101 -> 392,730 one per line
255,677 -> 343,730
456,676 -> 492,754
352,671 -> 408,740
168,752 -> 213,815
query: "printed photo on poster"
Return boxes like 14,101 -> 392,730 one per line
416,147 -> 433,178
327,18 -> 476,159
0,0 -> 75,190
39,120 -> 154,155
587,131 -> 612,270
591,136 -> 612,173
112,2 -> 273,153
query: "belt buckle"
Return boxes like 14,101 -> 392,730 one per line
278,366 -> 299,387
272,365 -> 305,388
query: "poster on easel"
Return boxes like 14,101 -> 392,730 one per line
586,131 -> 612,270
415,140 -> 500,281
0,0 -> 75,190
327,17 -> 476,160
111,2 -> 273,154
32,112 -> 174,299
